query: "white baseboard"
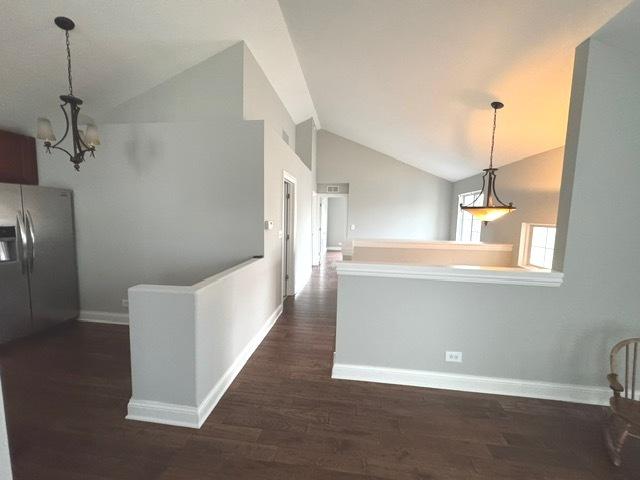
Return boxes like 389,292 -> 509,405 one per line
332,363 -> 610,406
126,399 -> 199,428
194,302 -> 283,427
327,246 -> 342,251
78,310 -> 129,325
126,303 -> 283,428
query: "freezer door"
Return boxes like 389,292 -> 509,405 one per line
21,185 -> 79,330
0,183 -> 31,343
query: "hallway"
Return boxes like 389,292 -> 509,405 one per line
0,253 -> 638,479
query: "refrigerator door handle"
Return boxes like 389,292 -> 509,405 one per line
25,209 -> 35,272
15,213 -> 27,275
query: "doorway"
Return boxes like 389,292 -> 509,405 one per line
315,193 -> 348,261
282,173 -> 296,298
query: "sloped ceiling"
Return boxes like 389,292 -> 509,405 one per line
0,1 -> 632,181
279,0 -> 630,180
0,0 -> 317,137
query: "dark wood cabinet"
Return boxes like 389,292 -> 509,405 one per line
0,130 -> 38,185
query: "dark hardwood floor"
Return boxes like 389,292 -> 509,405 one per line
1,252 -> 639,479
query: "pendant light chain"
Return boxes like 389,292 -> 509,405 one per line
489,105 -> 497,169
65,29 -> 73,96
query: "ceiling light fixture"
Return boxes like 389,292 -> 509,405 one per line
36,17 -> 100,171
460,101 -> 515,223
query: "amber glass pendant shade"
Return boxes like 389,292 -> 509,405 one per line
461,206 -> 515,222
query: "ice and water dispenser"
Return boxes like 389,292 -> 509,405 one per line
0,225 -> 18,263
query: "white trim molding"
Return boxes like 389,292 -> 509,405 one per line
126,399 -> 199,428
193,303 -> 283,427
336,261 -> 564,287
126,303 -> 283,428
332,363 -> 610,406
352,239 -> 513,252
78,310 -> 129,325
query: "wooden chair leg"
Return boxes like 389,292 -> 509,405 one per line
603,413 -> 631,467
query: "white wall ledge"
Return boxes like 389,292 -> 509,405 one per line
336,261 -> 564,287
129,257 -> 261,295
351,239 -> 513,251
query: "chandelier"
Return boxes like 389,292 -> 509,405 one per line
36,17 -> 100,171
460,101 -> 515,223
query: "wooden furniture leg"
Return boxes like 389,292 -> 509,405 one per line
604,413 -> 631,466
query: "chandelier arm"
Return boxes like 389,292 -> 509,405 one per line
48,143 -> 74,160
489,173 -> 511,207
462,171 -> 487,208
70,103 -> 82,159
50,103 -> 70,150
76,128 -> 93,153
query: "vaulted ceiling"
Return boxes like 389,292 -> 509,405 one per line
0,0 -> 632,181
278,0 -> 630,180
0,1 -> 317,137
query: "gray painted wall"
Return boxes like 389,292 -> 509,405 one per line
327,197 -> 348,248
243,44 -> 296,148
335,38 -> 640,388
101,43 -> 244,124
264,129 -> 314,295
295,118 -> 317,177
451,147 -> 564,264
38,41 -> 310,315
39,121 -> 264,314
317,130 -> 452,240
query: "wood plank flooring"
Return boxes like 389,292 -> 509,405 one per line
1,252 -> 639,479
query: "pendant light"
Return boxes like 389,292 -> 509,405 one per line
36,17 -> 100,171
460,101 -> 515,223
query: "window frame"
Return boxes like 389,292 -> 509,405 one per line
455,190 -> 484,243
518,223 -> 557,270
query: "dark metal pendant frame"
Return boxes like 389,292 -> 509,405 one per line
42,16 -> 96,171
44,94 -> 95,171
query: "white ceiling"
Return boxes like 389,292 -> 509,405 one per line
0,1 -> 632,181
279,0 -> 630,180
0,0 -> 317,136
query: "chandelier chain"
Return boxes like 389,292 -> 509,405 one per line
65,29 -> 73,96
489,106 -> 497,169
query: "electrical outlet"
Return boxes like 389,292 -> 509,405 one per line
445,351 -> 462,363
122,298 -> 129,308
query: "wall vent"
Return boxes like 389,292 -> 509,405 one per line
327,185 -> 340,193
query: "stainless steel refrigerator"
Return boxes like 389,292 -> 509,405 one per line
0,182 -> 79,343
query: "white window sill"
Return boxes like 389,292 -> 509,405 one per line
336,261 -> 564,287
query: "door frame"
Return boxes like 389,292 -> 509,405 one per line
311,192 -> 321,266
282,171 -> 297,298
317,193 -> 349,257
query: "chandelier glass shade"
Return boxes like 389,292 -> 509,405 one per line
36,17 -> 100,171
460,101 -> 515,223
